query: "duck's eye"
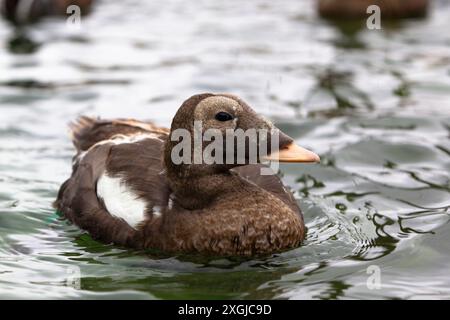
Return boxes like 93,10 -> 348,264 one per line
215,111 -> 234,122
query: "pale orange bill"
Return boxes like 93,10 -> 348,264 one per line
264,142 -> 320,163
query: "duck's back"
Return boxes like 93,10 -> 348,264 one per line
55,117 -> 171,247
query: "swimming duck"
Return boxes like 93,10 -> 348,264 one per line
55,93 -> 320,256
318,0 -> 429,19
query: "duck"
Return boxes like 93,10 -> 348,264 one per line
1,0 -> 93,24
318,0 -> 429,19
55,93 -> 320,256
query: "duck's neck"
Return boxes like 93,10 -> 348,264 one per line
166,168 -> 244,210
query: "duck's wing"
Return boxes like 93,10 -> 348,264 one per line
230,164 -> 302,217
69,116 -> 169,152
55,118 -> 170,247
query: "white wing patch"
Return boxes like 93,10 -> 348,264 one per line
74,133 -> 163,166
97,173 -> 147,229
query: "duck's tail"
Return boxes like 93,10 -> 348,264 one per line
69,116 -> 169,152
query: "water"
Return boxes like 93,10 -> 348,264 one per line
0,0 -> 449,299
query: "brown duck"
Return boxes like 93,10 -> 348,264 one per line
55,93 -> 320,256
318,0 -> 429,19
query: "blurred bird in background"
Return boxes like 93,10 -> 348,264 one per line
1,0 -> 93,24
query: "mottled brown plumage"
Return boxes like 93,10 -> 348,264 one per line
55,93 -> 319,256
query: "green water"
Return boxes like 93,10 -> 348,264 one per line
0,0 -> 449,299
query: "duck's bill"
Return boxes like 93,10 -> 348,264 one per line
264,142 -> 320,163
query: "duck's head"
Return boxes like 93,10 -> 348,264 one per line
164,93 -> 319,208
